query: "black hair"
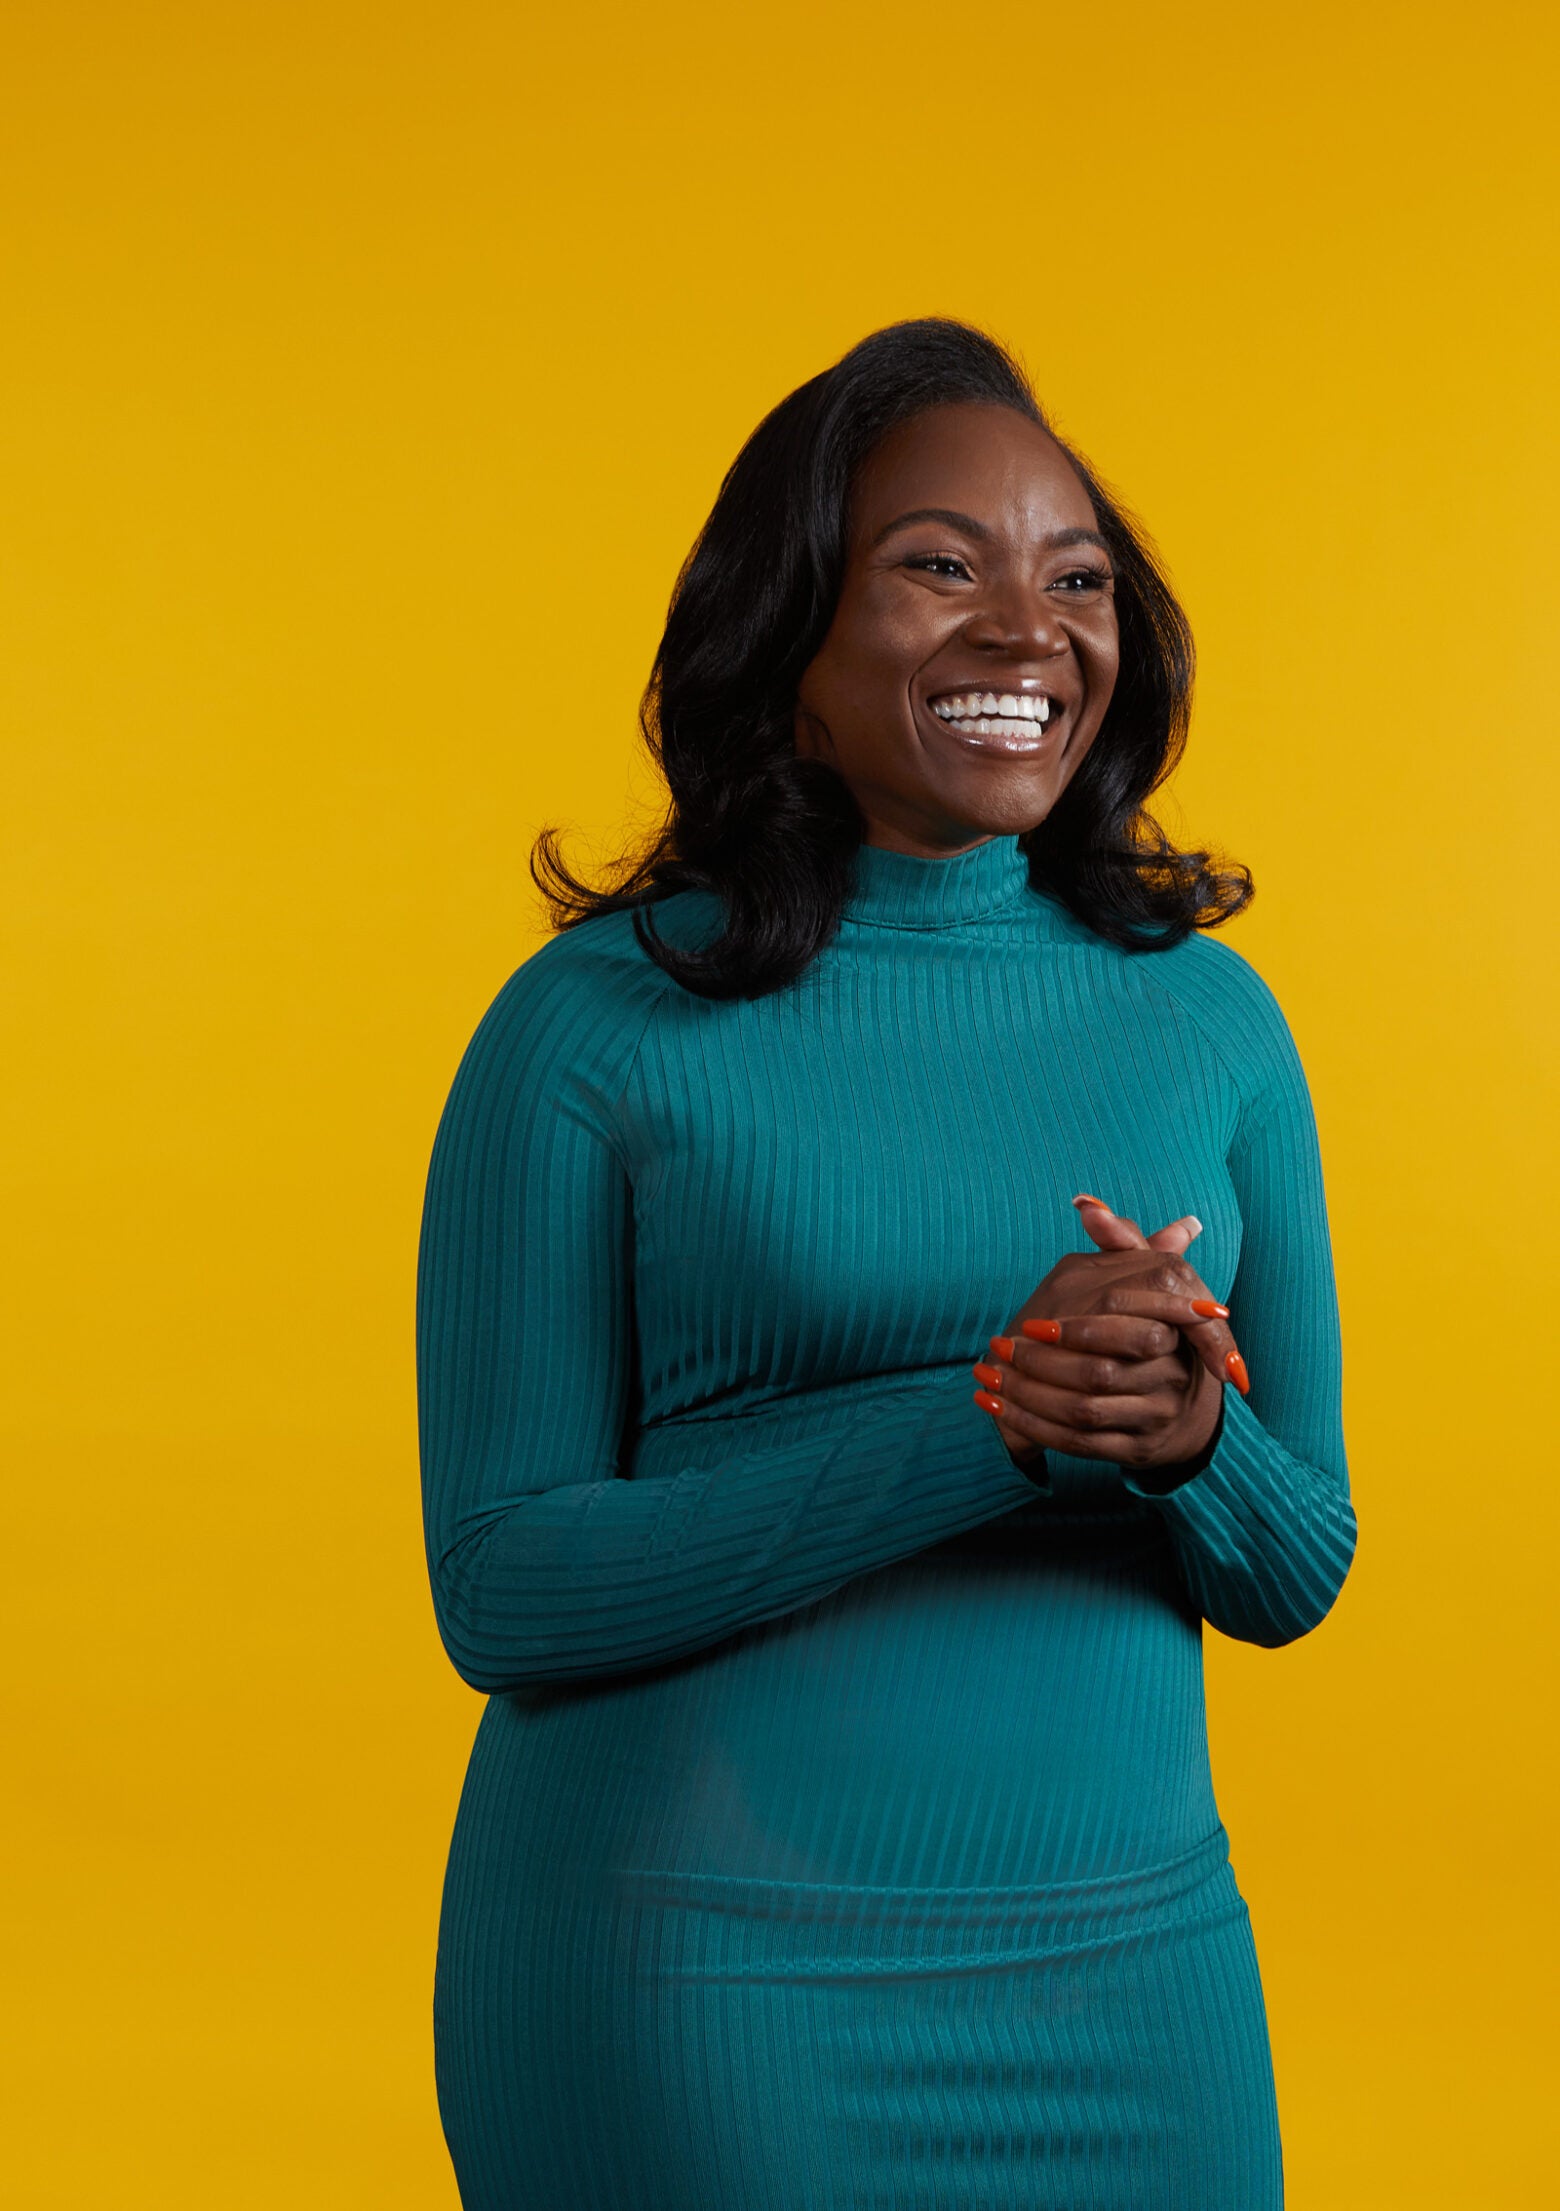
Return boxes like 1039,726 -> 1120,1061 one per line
531,316 -> 1252,999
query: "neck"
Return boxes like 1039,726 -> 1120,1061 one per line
861,825 -> 1000,861
842,831 -> 1034,931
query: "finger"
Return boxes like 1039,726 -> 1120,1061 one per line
989,1367 -> 1192,1438
1145,1214 -> 1203,1254
995,1315 -> 1180,1360
1071,1193 -> 1151,1252
977,1390 -> 1161,1466
1091,1287 -> 1249,1393
983,1346 -> 1189,1399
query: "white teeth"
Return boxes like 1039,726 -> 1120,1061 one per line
956,718 -> 1043,742
932,691 -> 1052,725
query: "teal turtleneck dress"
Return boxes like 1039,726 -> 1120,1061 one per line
416,832 -> 1355,2210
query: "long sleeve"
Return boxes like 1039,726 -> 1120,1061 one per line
415,941 -> 1044,1691
1124,950 -> 1357,1646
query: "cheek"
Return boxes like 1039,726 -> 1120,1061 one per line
852,595 -> 940,679
815,605 -> 935,724
1078,620 -> 1122,711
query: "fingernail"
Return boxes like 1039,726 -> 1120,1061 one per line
973,1362 -> 1003,1389
1225,1351 -> 1251,1395
1021,1319 -> 1062,1343
974,1389 -> 1004,1416
1183,1216 -> 1203,1236
1191,1299 -> 1230,1319
1072,1193 -> 1112,1214
989,1336 -> 1016,1362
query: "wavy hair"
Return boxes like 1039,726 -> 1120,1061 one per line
532,317 -> 1252,999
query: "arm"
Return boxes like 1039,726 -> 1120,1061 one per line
415,945 -> 1044,1691
1122,978 -> 1357,1647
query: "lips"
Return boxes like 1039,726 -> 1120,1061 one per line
925,687 -> 1063,753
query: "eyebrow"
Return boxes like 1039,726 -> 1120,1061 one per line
871,508 -> 1112,557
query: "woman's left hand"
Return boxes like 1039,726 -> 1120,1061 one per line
971,1197 -> 1234,1474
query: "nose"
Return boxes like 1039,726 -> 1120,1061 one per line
960,581 -> 1067,661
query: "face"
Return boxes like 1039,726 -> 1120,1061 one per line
794,402 -> 1121,856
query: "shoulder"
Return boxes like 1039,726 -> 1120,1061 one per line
444,894 -> 717,1114
493,903 -> 673,1005
1125,927 -> 1307,1116
1034,894 -> 1294,1061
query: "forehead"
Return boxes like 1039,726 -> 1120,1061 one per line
850,402 -> 1096,537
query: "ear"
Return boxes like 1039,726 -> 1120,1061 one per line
792,702 -> 833,761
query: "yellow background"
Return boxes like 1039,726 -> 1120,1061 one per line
4,2 -> 1556,2203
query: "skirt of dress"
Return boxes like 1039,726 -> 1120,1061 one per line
433,1826 -> 1282,2211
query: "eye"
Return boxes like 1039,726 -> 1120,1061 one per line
904,552 -> 974,582
1050,564 -> 1115,594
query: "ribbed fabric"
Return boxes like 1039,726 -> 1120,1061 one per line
416,832 -> 1355,2209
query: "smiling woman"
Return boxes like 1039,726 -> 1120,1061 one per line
528,318 -> 1250,996
795,406 -> 1128,848
417,320 -> 1354,2208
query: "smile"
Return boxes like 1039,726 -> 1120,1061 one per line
927,689 -> 1059,753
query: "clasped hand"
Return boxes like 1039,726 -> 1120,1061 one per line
971,1195 -> 1251,1477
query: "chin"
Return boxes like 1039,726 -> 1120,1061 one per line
956,776 -> 1065,838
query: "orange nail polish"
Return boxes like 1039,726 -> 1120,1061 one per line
1021,1318 -> 1063,1343
1225,1351 -> 1251,1395
974,1389 -> 1004,1415
1191,1299 -> 1230,1319
989,1336 -> 1016,1362
973,1362 -> 1003,1389
1072,1193 -> 1112,1213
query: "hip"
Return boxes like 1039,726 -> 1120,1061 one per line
434,1826 -> 1280,2211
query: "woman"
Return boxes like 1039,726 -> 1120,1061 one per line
416,318 -> 1355,2209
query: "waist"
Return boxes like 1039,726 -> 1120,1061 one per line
469,1533 -> 1216,1891
602,1827 -> 1241,1977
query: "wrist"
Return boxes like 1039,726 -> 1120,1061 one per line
1128,1389 -> 1226,1494
1004,1437 -> 1050,1489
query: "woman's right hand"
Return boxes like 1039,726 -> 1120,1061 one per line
971,1195 -> 1250,1473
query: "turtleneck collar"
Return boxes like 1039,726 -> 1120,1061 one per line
841,833 -> 1034,931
